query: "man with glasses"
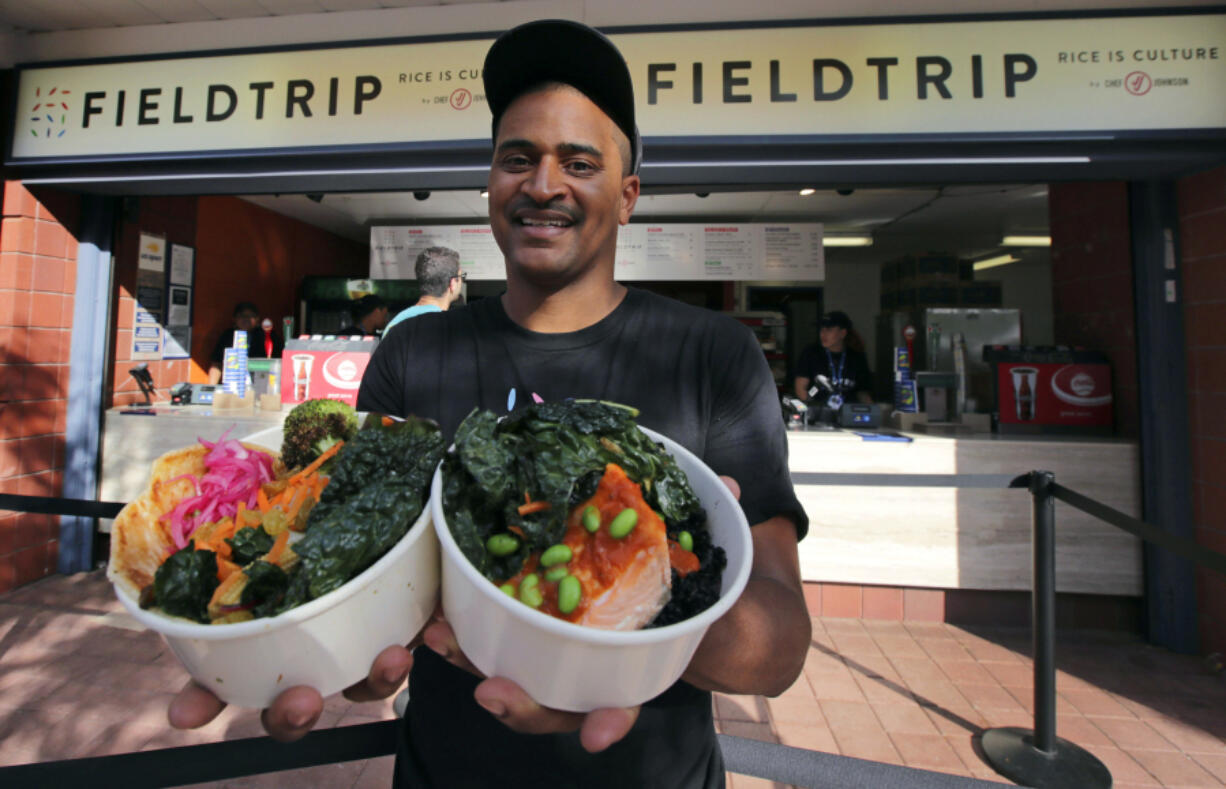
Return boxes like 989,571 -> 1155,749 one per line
383,246 -> 465,333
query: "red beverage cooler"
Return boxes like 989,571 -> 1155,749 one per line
281,336 -> 379,407
985,347 -> 1114,435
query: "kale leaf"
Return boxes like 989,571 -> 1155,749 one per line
226,525 -> 275,566
443,401 -> 704,583
240,560 -> 290,618
152,543 -> 219,623
292,415 -> 445,600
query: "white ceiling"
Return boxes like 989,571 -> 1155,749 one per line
240,183 -> 1050,264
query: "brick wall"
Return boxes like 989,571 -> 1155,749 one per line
0,182 -> 81,592
1177,166 -> 1226,658
1048,182 -> 1139,437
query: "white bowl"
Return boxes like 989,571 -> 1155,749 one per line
112,424 -> 439,708
430,426 -> 753,712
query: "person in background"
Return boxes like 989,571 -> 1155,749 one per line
793,310 -> 874,407
383,246 -> 465,333
336,294 -> 390,337
208,301 -> 282,384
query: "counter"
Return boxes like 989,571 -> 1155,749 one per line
788,429 -> 1142,596
98,405 -> 289,532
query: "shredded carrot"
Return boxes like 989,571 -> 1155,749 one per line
257,488 -> 271,512
209,567 -> 247,609
289,441 -> 343,484
507,525 -> 526,539
382,415 -> 395,426
524,491 -> 532,505
217,557 -> 240,582
517,500 -> 552,516
266,530 -> 290,564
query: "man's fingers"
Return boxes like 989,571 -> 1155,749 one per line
260,685 -> 324,743
472,676 -> 582,735
343,644 -> 414,702
168,680 -> 226,730
719,475 -> 741,501
579,705 -> 641,753
422,617 -> 482,677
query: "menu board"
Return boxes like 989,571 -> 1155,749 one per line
371,223 -> 825,281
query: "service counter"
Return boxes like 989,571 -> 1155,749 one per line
98,405 -> 289,532
787,429 -> 1142,596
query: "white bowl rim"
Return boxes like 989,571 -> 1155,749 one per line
114,485 -> 434,641
432,424 -> 753,648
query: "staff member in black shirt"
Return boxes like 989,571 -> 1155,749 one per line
794,310 -> 874,408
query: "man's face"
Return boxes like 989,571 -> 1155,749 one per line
372,306 -> 390,330
488,85 -> 639,289
235,311 -> 258,331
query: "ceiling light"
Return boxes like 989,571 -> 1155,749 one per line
1002,235 -> 1050,247
822,235 -> 873,247
798,188 -> 816,196
480,190 -> 489,198
973,254 -> 1020,271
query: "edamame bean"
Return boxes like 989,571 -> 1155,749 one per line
486,533 -> 519,556
608,507 -> 638,539
544,566 -> 569,583
678,530 -> 694,552
520,586 -> 544,608
557,574 -> 582,614
499,583 -> 516,597
582,505 -> 601,533
540,544 -> 573,567
518,573 -> 542,607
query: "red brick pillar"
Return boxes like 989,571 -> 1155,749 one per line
0,181 -> 79,592
1177,166 -> 1226,658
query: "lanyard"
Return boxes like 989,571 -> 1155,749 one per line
826,349 -> 846,388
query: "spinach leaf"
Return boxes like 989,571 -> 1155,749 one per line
226,525 -> 275,566
240,560 -> 290,618
152,543 -> 218,623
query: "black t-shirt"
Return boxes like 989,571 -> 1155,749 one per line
795,344 -> 874,403
209,327 -> 282,363
358,287 -> 808,789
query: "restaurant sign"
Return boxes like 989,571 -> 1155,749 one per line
9,13 -> 1226,161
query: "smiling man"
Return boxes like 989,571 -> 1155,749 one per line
168,20 -> 810,789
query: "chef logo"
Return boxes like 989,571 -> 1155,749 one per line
30,86 -> 71,139
1125,71 -> 1152,96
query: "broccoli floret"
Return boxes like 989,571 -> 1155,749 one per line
281,398 -> 359,470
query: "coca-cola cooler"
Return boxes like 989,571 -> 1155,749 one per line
985,346 -> 1113,435
281,336 -> 379,408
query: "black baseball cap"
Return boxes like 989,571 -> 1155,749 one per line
820,311 -> 852,330
483,19 -> 641,174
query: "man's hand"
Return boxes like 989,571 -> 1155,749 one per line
167,643 -> 414,742
421,616 -> 639,753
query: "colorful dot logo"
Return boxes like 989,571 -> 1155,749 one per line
30,86 -> 71,139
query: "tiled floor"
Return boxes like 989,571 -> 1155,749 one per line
3,572 -> 1226,789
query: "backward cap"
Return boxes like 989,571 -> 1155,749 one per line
483,19 -> 641,174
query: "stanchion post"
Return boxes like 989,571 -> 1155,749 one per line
981,470 -> 1111,789
1032,470 -> 1057,755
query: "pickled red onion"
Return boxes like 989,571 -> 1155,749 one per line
159,429 -> 276,550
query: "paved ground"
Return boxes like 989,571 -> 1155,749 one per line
2,571 -> 1225,788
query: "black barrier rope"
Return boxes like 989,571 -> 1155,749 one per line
1051,481 -> 1226,578
0,720 -> 400,789
0,493 -> 124,520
